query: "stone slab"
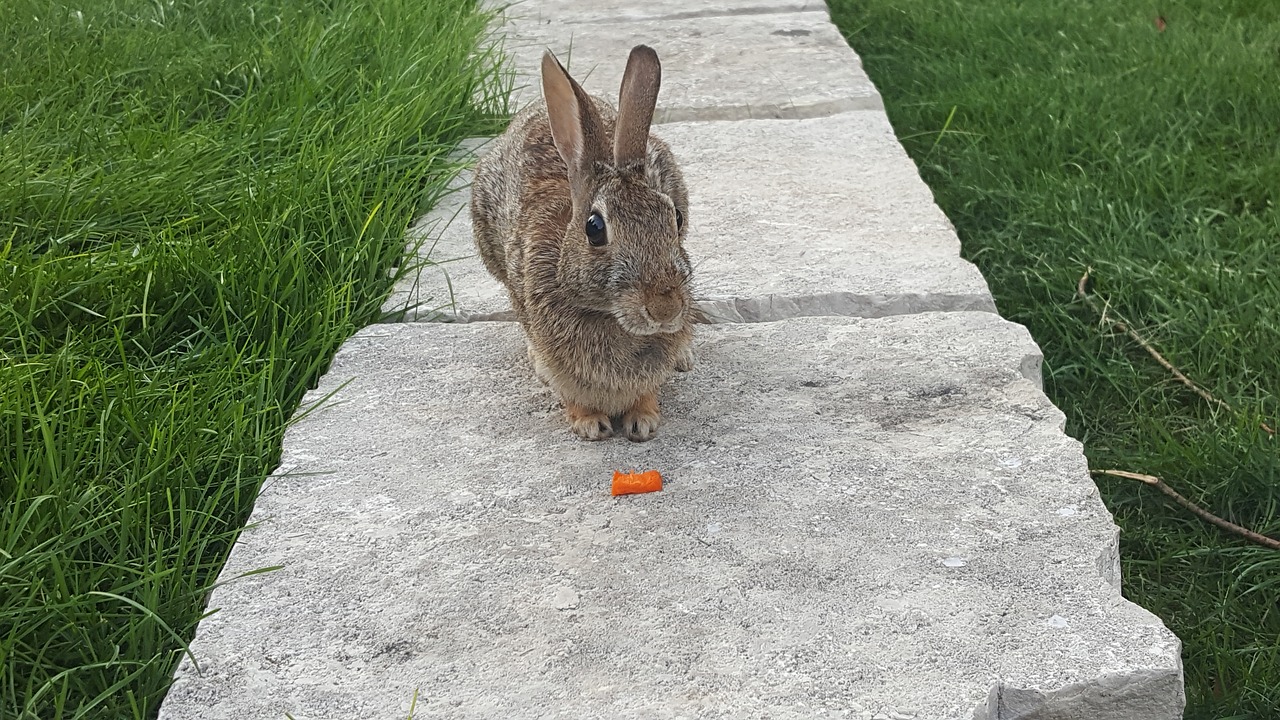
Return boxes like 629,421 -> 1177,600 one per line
160,314 -> 1183,720
496,11 -> 883,120
381,114 -> 995,323
491,0 -> 831,24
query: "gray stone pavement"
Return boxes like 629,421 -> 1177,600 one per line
383,113 -> 994,323
161,316 -> 1182,720
161,1 -> 1185,718
498,11 -> 883,121
491,0 -> 832,24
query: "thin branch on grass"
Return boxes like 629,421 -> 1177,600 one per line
1076,269 -> 1276,436
1094,469 -> 1280,551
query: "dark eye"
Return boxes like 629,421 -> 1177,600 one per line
585,211 -> 607,246
675,208 -> 684,231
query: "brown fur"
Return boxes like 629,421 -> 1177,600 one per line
470,47 -> 694,442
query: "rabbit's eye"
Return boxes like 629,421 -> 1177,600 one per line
585,211 -> 607,246
675,209 -> 684,231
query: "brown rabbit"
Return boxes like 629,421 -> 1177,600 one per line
470,45 -> 695,442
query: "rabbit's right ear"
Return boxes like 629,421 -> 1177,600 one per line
614,45 -> 661,166
541,51 -> 607,176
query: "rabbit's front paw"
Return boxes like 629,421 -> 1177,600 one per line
674,345 -> 694,373
566,402 -> 613,441
528,344 -> 553,386
622,393 -> 661,442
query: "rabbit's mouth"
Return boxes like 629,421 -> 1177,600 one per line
612,284 -> 690,336
613,306 -> 687,336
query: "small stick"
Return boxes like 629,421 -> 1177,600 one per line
1076,271 -> 1230,411
1094,469 -> 1280,550
1076,270 -> 1275,436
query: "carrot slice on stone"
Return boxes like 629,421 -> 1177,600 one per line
611,470 -> 663,496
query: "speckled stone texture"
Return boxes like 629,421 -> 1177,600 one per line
159,315 -> 1183,720
381,113 -> 995,324
488,0 -> 832,24
497,11 -> 883,120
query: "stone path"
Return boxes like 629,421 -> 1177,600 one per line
159,2 -> 1185,719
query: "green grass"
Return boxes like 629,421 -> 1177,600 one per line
827,1 -> 1280,716
0,0 -> 506,717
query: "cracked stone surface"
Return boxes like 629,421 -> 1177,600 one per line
496,11 -> 883,120
158,314 -> 1183,720
382,113 -> 994,323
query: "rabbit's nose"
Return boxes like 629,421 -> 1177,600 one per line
645,287 -> 684,325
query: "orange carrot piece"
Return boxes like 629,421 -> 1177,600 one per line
611,469 -> 663,496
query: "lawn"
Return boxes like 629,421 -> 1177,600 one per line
826,0 -> 1280,717
0,0 -> 505,717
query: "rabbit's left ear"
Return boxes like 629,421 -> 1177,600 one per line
614,45 -> 661,166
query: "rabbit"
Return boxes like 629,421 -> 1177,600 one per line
470,45 -> 696,442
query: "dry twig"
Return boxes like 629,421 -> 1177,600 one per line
1079,270 -> 1278,547
1076,269 -> 1275,436
1094,469 -> 1280,550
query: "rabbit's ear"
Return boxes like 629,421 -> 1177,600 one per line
542,51 -> 607,175
614,45 -> 661,166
